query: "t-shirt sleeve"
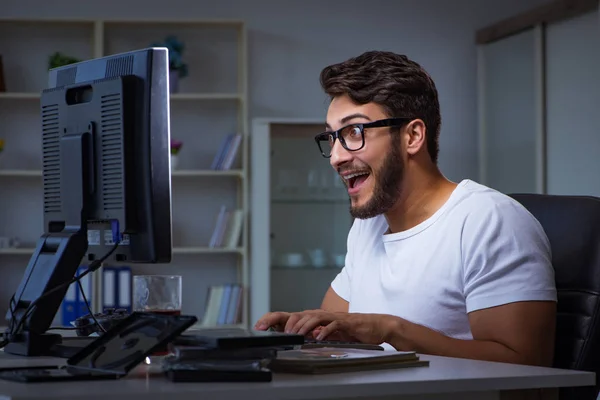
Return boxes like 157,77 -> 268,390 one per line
330,219 -> 361,302
462,198 -> 557,313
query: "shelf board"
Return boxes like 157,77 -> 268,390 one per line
271,198 -> 349,204
0,322 -> 247,336
170,93 -> 242,101
0,17 -> 244,24
0,247 -> 243,255
0,92 -> 40,100
0,92 -> 242,101
0,169 -> 243,178
173,169 -> 243,177
272,265 -> 343,270
173,247 -> 243,255
0,248 -> 33,255
0,170 -> 41,177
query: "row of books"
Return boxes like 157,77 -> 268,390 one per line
61,266 -> 132,326
200,283 -> 243,326
209,206 -> 244,248
210,133 -> 242,170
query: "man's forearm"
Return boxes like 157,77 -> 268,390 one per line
383,316 -> 533,365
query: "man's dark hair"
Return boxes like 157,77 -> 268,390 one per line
319,51 -> 441,164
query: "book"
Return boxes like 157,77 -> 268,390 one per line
267,347 -> 429,374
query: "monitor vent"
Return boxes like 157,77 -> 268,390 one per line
56,67 -> 77,87
100,93 -> 124,212
42,104 -> 61,213
105,55 -> 134,78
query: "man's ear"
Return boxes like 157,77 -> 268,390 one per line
404,119 -> 427,156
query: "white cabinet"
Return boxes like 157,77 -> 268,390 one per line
250,119 -> 352,324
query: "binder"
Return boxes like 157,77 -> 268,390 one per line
102,267 -> 117,312
61,277 -> 78,326
117,266 -> 132,313
60,265 -> 95,326
217,284 -> 232,325
76,266 -> 92,318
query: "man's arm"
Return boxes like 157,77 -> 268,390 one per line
384,300 -> 556,366
321,286 -> 349,312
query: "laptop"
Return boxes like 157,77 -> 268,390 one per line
0,312 -> 197,383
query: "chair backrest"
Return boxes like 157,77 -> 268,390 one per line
509,193 -> 600,399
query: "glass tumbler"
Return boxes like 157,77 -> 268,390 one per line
133,275 -> 182,315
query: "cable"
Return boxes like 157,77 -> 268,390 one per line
77,278 -> 106,333
13,241 -> 119,339
1,239 -> 120,348
47,320 -> 97,331
47,326 -> 79,331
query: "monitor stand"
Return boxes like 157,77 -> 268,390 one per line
3,331 -> 62,357
3,128 -> 93,357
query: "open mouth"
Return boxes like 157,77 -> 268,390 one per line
345,171 -> 370,190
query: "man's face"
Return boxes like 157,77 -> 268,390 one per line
326,95 -> 404,219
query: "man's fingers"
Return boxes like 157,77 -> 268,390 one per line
283,312 -> 307,333
284,314 -> 307,334
254,311 -> 289,330
316,320 -> 343,340
295,315 -> 325,336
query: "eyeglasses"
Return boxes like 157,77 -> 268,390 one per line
314,118 -> 412,158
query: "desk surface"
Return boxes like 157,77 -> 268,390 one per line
0,351 -> 595,400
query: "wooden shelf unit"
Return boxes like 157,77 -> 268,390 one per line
0,17 -> 250,329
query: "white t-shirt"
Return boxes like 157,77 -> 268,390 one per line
331,179 -> 557,342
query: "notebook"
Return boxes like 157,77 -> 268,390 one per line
174,327 -> 304,349
267,347 -> 429,374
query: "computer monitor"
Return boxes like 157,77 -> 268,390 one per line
1,47 -> 173,357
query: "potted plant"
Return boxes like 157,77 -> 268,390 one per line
48,52 -> 81,69
151,36 -> 188,93
170,139 -> 183,170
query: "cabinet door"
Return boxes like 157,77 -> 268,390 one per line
250,120 -> 353,322
478,27 -> 544,194
268,123 -> 351,313
546,9 -> 600,196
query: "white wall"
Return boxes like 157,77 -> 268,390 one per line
2,0 -> 551,180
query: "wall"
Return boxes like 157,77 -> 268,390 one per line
0,0 -> 552,325
2,0 -> 552,180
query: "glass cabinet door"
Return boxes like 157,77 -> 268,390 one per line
269,123 -> 353,312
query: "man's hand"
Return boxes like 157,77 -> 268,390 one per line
255,310 -> 395,345
253,311 -> 295,333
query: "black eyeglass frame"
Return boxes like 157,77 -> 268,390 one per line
314,117 -> 413,158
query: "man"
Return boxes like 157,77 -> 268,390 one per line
255,51 -> 557,367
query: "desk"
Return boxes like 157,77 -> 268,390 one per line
0,351 -> 594,400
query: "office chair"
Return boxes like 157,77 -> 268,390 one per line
509,193 -> 600,400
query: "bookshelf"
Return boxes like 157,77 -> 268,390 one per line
0,18 -> 249,329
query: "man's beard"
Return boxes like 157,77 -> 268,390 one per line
348,145 -> 404,219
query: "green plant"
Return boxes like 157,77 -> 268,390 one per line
151,36 -> 188,78
48,52 -> 81,70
